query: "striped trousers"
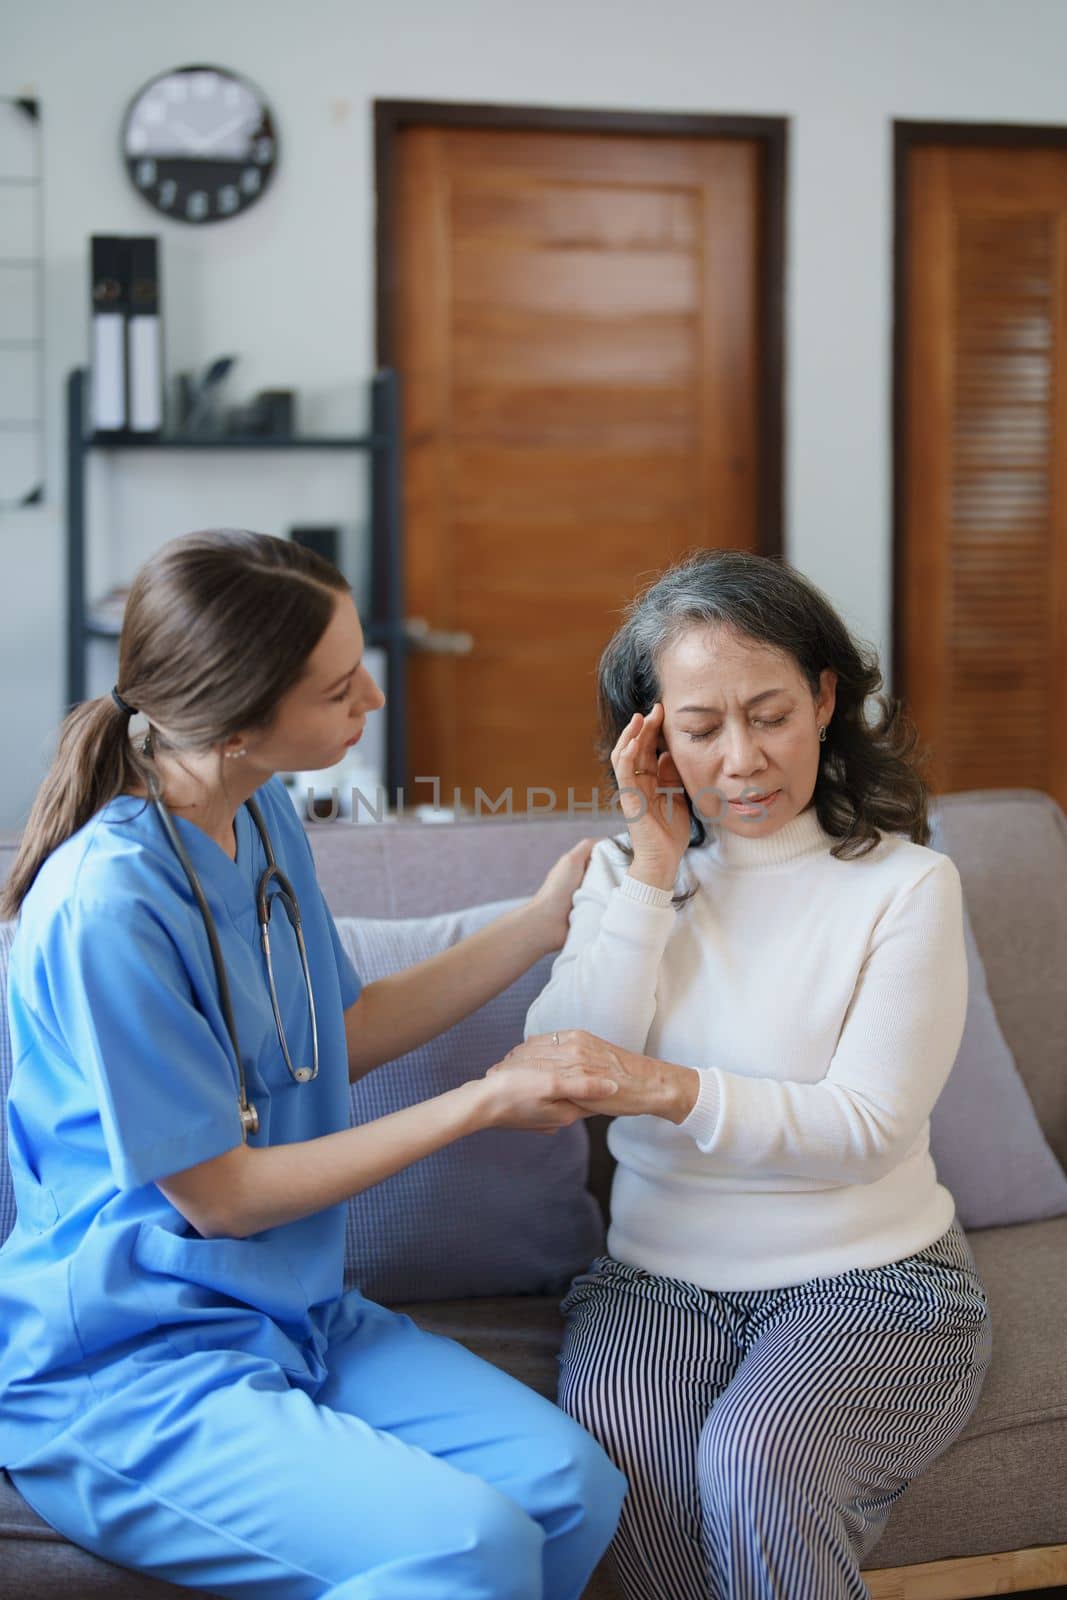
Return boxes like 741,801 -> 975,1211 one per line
557,1217 -> 992,1600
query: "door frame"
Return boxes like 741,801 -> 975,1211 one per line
373,99 -> 788,796
892,119 -> 1067,708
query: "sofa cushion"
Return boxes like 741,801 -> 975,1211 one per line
397,1292 -> 568,1401
932,790 -> 1067,1171
925,866 -> 1067,1229
305,812 -> 622,922
339,901 -> 605,1303
861,1215 -> 1067,1568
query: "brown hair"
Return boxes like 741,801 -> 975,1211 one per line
596,548 -> 932,898
1,529 -> 350,920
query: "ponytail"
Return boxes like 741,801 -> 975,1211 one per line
0,695 -> 152,920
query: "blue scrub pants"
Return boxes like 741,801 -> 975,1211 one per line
8,1291 -> 626,1599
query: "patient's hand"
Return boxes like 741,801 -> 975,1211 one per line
490,1030 -> 700,1125
612,702 -> 691,892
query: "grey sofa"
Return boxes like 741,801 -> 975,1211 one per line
1,788 -> 1066,1600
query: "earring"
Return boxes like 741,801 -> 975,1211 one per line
224,747 -> 248,760
818,725 -> 828,743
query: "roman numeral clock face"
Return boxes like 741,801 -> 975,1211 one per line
122,65 -> 278,224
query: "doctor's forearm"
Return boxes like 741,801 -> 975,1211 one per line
159,1081 -> 494,1238
345,902 -> 552,1078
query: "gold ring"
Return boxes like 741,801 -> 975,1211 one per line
633,768 -> 651,776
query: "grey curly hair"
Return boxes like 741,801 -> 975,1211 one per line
596,549 -> 932,889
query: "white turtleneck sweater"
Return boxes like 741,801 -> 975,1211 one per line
524,806 -> 968,1290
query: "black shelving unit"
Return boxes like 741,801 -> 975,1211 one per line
65,365 -> 408,795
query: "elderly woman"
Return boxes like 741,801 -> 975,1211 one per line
498,550 -> 992,1600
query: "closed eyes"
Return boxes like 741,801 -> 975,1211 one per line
686,715 -> 789,742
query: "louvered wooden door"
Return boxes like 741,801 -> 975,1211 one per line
390,126 -> 768,808
900,145 -> 1067,803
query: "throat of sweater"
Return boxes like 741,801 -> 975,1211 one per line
706,802 -> 835,869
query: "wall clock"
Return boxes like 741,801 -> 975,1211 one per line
122,64 -> 278,225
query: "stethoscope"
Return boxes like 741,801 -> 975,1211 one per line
146,770 -> 319,1140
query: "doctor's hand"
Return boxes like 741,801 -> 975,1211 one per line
490,1030 -> 700,1126
526,836 -> 598,954
475,1059 -> 619,1134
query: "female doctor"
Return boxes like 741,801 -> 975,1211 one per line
0,528 -> 626,1600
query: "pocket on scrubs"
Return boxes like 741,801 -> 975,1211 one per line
15,1183 -> 60,1233
131,1221 -> 315,1375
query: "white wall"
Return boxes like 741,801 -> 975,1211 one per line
3,0 -> 1067,829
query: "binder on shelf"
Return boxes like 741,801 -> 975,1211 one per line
66,366 -> 402,727
127,236 -> 162,434
89,235 -> 127,434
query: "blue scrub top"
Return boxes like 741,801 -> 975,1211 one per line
0,775 -> 363,1464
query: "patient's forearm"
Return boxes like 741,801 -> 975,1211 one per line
525,877 -> 676,1050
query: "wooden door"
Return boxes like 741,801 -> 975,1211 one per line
899,141 -> 1067,805
387,122 -> 773,811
